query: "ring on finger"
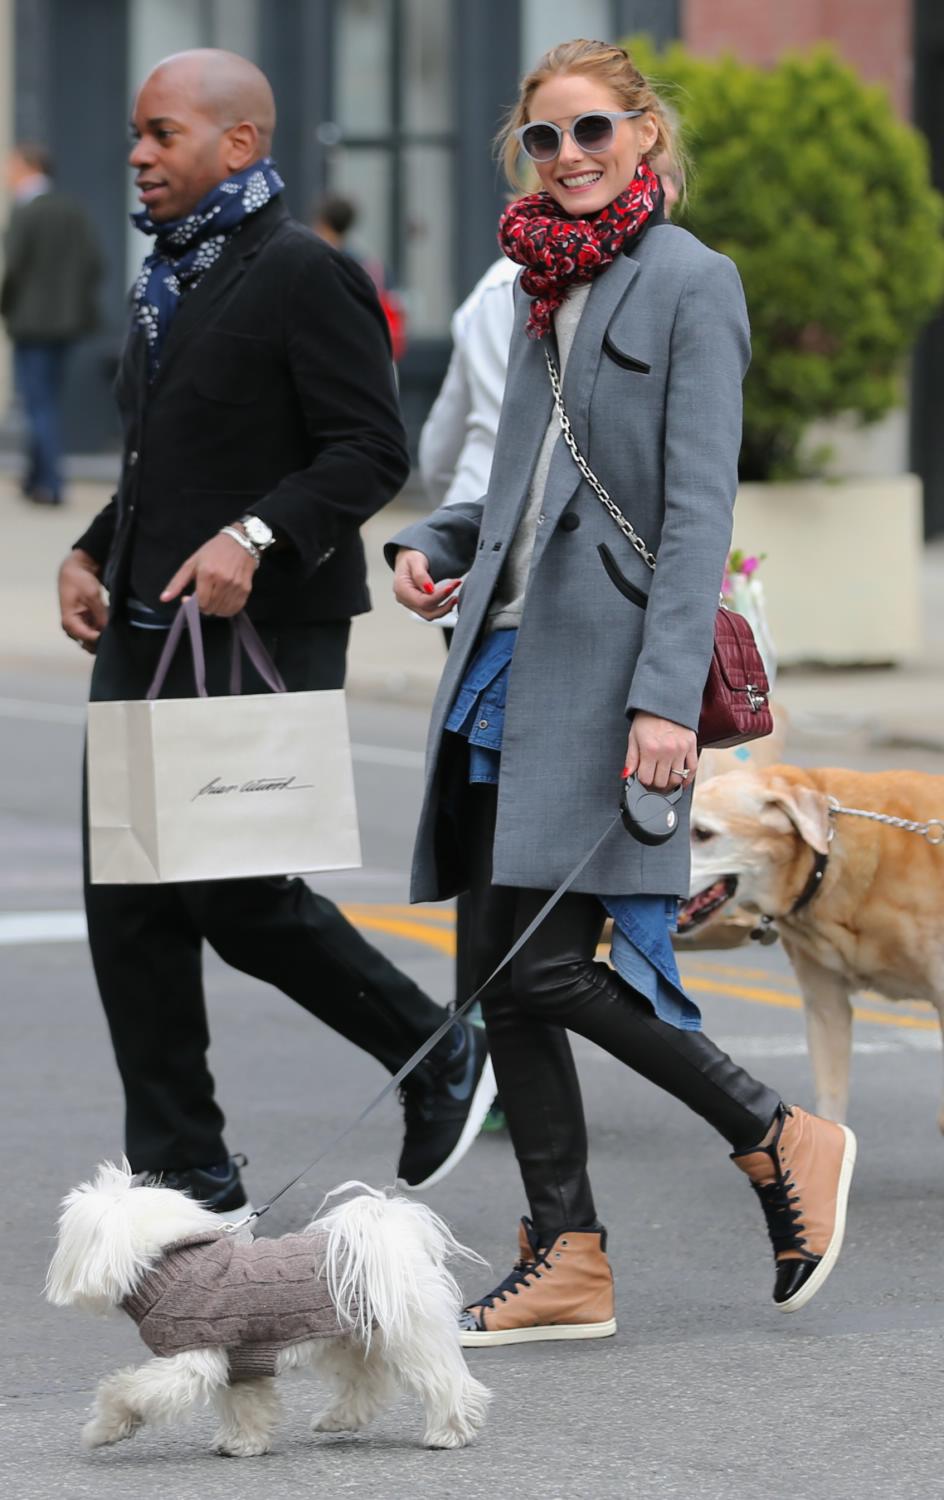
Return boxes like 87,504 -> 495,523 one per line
671,767 -> 691,780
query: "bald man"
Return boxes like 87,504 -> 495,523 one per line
57,51 -> 494,1213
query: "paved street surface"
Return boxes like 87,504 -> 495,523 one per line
4,478 -> 944,1497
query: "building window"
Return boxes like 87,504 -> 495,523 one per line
521,0 -> 613,69
327,0 -> 456,339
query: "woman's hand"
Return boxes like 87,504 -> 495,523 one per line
625,711 -> 697,792
392,548 -> 462,620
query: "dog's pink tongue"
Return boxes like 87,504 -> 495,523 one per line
678,880 -> 730,927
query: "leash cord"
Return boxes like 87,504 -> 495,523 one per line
229,812 -> 623,1230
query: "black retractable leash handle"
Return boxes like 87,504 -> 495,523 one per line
230,807 -> 625,1231
619,774 -> 685,846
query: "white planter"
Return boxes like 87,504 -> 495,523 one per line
732,475 -> 924,665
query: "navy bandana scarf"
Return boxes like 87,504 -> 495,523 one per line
131,156 -> 285,377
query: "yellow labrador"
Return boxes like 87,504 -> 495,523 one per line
681,764 -> 944,1130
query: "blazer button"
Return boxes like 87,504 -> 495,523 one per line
128,449 -> 139,466
560,512 -> 580,531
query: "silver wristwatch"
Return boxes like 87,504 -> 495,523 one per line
238,515 -> 276,552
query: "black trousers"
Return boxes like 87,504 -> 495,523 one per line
84,616 -> 449,1171
465,785 -> 781,1239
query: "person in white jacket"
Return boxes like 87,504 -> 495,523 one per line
419,255 -> 518,516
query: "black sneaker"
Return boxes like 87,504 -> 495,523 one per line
143,1153 -> 252,1216
397,1022 -> 496,1190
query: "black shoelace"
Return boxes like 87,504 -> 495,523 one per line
750,1160 -> 811,1260
471,1247 -> 554,1311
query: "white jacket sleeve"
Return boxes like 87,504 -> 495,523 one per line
417,342 -> 471,508
446,279 -> 515,508
418,263 -> 517,511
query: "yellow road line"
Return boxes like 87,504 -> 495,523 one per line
685,976 -> 937,1031
343,913 -> 457,956
344,903 -> 457,927
681,960 -> 935,1014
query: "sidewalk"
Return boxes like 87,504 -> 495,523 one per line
7,475 -> 944,752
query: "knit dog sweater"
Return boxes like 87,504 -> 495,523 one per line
122,1230 -> 350,1381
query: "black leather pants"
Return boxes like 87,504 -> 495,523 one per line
466,785 -> 781,1240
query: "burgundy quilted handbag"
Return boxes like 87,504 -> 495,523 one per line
546,351 -> 773,751
696,603 -> 772,749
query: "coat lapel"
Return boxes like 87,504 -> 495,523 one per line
482,283 -> 555,542
526,252 -> 642,577
561,251 -> 641,452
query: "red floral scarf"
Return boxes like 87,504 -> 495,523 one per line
498,163 -> 662,339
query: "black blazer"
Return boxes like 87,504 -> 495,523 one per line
75,198 -> 410,623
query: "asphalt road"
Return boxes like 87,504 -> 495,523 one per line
2,663 -> 944,1499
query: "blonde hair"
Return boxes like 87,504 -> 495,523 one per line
498,38 -> 685,198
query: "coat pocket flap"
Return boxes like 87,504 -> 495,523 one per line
602,332 -> 651,374
598,543 -> 650,609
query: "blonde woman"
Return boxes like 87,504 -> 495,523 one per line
390,40 -> 855,1346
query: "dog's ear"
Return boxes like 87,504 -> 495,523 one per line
762,783 -> 832,854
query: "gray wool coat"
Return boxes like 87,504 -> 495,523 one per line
388,223 -> 751,903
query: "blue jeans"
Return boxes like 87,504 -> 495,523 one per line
13,341 -> 69,501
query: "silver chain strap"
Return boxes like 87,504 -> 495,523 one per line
545,349 -> 658,572
827,796 -> 944,846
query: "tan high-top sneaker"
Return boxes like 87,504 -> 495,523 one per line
459,1218 -> 616,1347
732,1104 -> 856,1313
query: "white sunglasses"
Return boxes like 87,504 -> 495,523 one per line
514,109 -> 644,163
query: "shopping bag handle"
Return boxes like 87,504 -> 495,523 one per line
146,596 -> 208,700
227,612 -> 287,695
145,597 -> 287,700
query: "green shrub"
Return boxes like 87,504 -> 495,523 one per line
627,38 -> 944,479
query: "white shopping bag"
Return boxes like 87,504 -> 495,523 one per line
87,600 -> 361,884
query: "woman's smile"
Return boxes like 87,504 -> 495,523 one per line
557,170 -> 604,193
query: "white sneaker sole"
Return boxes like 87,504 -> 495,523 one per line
399,1056 -> 497,1193
460,1317 -> 617,1348
777,1124 -> 857,1314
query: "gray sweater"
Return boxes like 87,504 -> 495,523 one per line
122,1230 -> 350,1381
486,283 -> 590,632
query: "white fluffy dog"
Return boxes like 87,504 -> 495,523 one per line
47,1162 -> 490,1457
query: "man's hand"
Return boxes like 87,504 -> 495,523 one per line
161,533 -> 257,617
392,548 -> 461,620
58,549 -> 109,653
625,711 -> 697,792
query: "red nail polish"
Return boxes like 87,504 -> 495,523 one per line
620,767 -> 630,780
423,582 -> 435,595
